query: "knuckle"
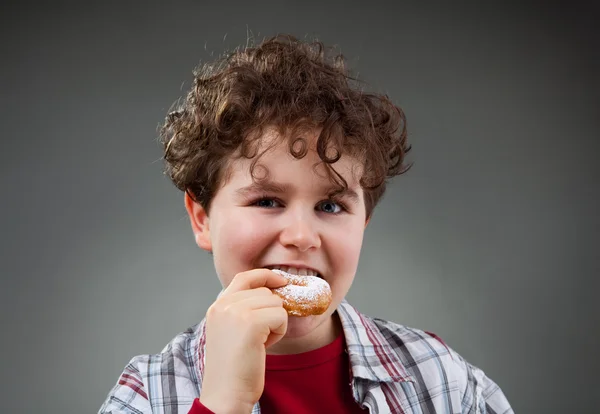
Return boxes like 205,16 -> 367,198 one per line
206,303 -> 219,318
229,271 -> 247,285
207,300 -> 235,318
258,287 -> 272,296
223,303 -> 240,318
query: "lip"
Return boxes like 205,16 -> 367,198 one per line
264,263 -> 322,277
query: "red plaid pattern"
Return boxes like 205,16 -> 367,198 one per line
99,300 -> 513,413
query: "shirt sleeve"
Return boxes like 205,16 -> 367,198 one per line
450,349 -> 514,414
97,358 -> 153,414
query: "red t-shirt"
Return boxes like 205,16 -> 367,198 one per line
189,333 -> 366,413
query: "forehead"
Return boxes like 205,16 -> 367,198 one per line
224,127 -> 364,186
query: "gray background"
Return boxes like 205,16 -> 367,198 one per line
1,2 -> 598,413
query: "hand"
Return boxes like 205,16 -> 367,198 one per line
199,269 -> 289,414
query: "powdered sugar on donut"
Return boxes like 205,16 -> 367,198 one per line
271,269 -> 332,316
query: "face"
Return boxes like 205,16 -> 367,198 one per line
185,129 -> 369,353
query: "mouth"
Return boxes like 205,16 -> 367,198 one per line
265,264 -> 323,279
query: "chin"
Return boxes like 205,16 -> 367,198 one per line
285,309 -> 335,338
283,314 -> 321,337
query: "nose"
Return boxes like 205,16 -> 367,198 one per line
279,211 -> 321,252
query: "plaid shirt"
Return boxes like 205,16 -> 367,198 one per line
99,300 -> 513,413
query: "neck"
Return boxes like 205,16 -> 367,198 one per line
266,311 -> 343,355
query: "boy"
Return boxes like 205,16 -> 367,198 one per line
99,35 -> 513,413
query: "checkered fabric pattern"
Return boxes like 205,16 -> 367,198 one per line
98,300 -> 513,413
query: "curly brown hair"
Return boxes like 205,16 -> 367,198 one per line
159,34 -> 412,219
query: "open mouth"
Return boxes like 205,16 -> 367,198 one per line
266,265 -> 323,279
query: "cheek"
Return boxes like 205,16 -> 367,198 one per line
328,221 -> 365,271
214,212 -> 275,266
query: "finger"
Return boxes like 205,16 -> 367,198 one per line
225,269 -> 288,294
230,293 -> 284,311
218,286 -> 275,305
252,307 -> 288,347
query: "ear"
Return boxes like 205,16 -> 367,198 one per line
364,216 -> 370,229
184,191 -> 212,252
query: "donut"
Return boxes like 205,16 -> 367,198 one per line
270,269 -> 332,317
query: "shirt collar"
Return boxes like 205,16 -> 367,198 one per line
338,299 -> 415,384
189,298 -> 416,387
190,319 -> 206,388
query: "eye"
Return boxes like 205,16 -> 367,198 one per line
253,198 -> 282,208
317,200 -> 345,214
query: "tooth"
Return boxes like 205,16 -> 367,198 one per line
273,266 -> 289,274
269,265 -> 319,277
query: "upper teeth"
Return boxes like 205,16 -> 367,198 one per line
269,265 -> 318,277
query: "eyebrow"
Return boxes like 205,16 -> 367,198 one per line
235,181 -> 360,204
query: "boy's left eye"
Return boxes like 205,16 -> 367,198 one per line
317,200 -> 343,214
